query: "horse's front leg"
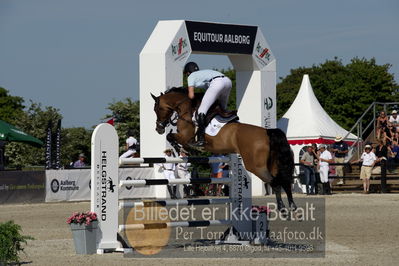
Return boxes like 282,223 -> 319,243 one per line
166,131 -> 181,153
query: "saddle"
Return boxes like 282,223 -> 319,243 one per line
192,96 -> 239,126
204,103 -> 239,125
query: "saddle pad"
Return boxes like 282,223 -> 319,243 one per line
205,117 -> 227,137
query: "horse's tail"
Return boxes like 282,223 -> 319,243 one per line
267,128 -> 294,186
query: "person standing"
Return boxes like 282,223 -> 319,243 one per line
177,149 -> 191,198
300,146 -> 316,195
351,145 -> 377,194
209,154 -> 225,196
318,145 -> 334,195
332,136 -> 349,185
311,143 -> 321,194
73,153 -> 86,168
375,139 -> 388,193
184,62 -> 232,146
162,149 -> 177,199
120,130 -> 138,159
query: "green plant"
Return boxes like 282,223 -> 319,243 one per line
0,220 -> 34,265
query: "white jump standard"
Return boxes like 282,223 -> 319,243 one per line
91,123 -> 268,254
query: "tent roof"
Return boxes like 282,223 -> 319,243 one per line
277,74 -> 358,145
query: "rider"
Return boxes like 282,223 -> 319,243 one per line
183,62 -> 232,146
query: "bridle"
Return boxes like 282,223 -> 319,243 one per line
154,96 -> 194,130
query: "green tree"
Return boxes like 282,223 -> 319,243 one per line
277,57 -> 399,129
220,68 -> 237,110
0,87 -> 25,123
5,101 -> 62,168
61,127 -> 92,166
104,98 -> 140,154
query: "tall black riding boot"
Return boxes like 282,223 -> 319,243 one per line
172,185 -> 177,199
195,113 -> 206,146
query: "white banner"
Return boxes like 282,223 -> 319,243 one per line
45,168 -> 157,202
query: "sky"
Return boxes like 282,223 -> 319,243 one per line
1,0 -> 398,128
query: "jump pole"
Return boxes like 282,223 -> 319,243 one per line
91,123 -> 256,253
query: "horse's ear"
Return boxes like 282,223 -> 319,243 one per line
151,93 -> 157,101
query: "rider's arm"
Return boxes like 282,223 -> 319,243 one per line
188,86 -> 195,99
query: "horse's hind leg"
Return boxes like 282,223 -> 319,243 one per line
272,184 -> 286,212
281,180 -> 297,211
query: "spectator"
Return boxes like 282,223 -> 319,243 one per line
311,143 -> 321,194
351,145 -> 377,194
375,139 -> 388,192
376,111 -> 389,140
120,130 -> 138,159
332,136 -> 349,185
389,110 -> 399,132
177,149 -> 191,198
300,146 -> 316,195
318,145 -> 334,195
162,149 -> 177,199
209,154 -> 225,196
389,139 -> 399,172
384,124 -> 394,145
327,145 -> 336,194
73,153 -> 86,168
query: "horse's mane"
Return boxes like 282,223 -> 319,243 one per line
164,87 -> 188,95
163,86 -> 203,108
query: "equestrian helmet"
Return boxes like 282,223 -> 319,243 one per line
184,62 -> 199,74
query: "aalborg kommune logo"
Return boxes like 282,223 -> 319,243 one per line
171,37 -> 188,56
50,178 -> 79,193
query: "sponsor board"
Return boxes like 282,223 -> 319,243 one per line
185,21 -> 257,54
0,170 -> 45,204
171,37 -> 190,62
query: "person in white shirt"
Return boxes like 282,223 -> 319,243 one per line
162,149 -> 177,199
120,131 -> 138,159
177,149 -> 191,198
351,145 -> 377,194
318,145 -> 334,195
389,110 -> 399,132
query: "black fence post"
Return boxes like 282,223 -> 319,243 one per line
381,160 -> 387,193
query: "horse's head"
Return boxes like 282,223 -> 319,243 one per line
151,87 -> 191,134
151,92 -> 173,134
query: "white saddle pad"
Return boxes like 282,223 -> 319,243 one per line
205,118 -> 227,137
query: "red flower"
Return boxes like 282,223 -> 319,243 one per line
66,211 -> 98,225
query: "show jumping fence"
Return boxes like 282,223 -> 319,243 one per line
90,123 -> 267,254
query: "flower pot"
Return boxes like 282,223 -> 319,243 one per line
70,221 -> 98,254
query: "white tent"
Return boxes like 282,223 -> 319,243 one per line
277,74 -> 358,163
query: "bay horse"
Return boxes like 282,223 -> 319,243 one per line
151,87 -> 296,211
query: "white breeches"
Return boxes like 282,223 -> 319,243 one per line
163,170 -> 176,180
198,77 -> 232,115
319,165 -> 329,183
177,169 -> 191,179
